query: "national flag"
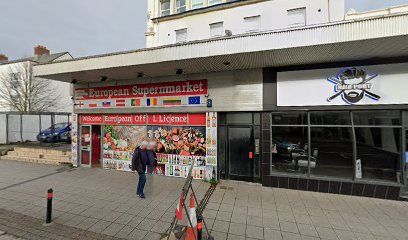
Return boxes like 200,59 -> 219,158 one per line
88,103 -> 97,108
175,193 -> 184,221
130,99 -> 140,106
116,99 -> 126,107
146,98 -> 157,106
188,96 -> 201,105
75,90 -> 88,99
76,101 -> 84,108
163,98 -> 182,106
102,101 -> 111,107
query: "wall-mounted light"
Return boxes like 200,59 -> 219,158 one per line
71,79 -> 78,84
223,61 -> 231,66
100,76 -> 108,82
176,69 -> 183,75
137,72 -> 144,78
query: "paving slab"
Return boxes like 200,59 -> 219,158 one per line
1,160 -> 408,240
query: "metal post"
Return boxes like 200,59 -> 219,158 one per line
20,114 -> 23,142
46,189 -> 53,224
5,114 -> 9,144
197,215 -> 203,240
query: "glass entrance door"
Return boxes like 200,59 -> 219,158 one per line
228,126 -> 253,181
80,125 -> 92,167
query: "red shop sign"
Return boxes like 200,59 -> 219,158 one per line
75,80 -> 207,100
79,115 -> 104,124
103,114 -> 147,125
79,113 -> 206,126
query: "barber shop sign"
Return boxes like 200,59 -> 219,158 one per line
277,63 -> 408,106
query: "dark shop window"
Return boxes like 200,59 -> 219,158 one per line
226,113 -> 252,124
310,111 -> 351,125
272,112 -> 307,125
355,127 -> 401,182
271,126 -> 308,175
310,127 -> 354,179
353,110 -> 401,126
218,126 -> 227,178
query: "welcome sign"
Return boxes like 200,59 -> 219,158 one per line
75,80 -> 207,109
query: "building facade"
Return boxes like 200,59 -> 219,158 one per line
34,3 -> 408,199
146,0 -> 345,47
0,46 -> 73,112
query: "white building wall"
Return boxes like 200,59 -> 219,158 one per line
0,61 -> 72,113
146,0 -> 345,47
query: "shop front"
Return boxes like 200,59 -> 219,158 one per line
70,70 -> 264,182
261,62 -> 408,199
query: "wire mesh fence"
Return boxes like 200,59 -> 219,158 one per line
0,112 -> 71,144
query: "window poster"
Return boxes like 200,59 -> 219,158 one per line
91,113 -> 217,180
71,113 -> 79,167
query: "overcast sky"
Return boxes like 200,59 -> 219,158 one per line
1,0 -> 407,60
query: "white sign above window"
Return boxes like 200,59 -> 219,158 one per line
277,63 -> 408,106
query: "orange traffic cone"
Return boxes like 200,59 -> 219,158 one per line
185,193 -> 197,240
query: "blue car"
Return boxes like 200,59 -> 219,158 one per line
37,122 -> 71,143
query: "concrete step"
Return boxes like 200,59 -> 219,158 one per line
13,147 -> 70,156
0,155 -> 69,165
6,151 -> 71,161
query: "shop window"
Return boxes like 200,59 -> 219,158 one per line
353,110 -> 401,126
175,28 -> 188,43
176,0 -> 186,13
226,113 -> 252,124
287,7 -> 306,27
272,112 -> 307,125
310,127 -> 354,179
209,0 -> 222,6
210,22 -> 224,37
161,0 -> 171,16
191,0 -> 204,9
244,15 -> 261,32
355,127 -> 401,182
271,127 -> 308,175
310,111 -> 351,125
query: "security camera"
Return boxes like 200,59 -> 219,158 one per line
225,30 -> 232,36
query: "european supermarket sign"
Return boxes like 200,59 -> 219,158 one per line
74,80 -> 207,109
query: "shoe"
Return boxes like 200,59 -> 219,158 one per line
139,194 -> 145,199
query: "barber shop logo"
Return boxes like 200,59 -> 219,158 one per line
327,67 -> 380,104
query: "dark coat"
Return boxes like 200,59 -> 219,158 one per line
131,147 -> 148,174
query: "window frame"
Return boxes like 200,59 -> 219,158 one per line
175,0 -> 187,13
209,22 -> 224,37
270,110 -> 404,184
175,28 -> 188,43
244,15 -> 261,33
160,0 -> 171,16
287,7 -> 306,27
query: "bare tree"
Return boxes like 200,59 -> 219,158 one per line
0,61 -> 61,112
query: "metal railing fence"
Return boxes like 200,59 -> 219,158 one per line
0,112 -> 71,144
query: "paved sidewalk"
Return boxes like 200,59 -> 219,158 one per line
1,160 -> 408,240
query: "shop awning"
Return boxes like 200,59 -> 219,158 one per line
34,13 -> 408,83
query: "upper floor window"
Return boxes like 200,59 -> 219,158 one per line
191,0 -> 204,10
176,0 -> 186,13
161,0 -> 171,16
244,15 -> 261,32
175,28 -> 188,43
209,0 -> 222,6
210,22 -> 224,37
287,8 -> 306,27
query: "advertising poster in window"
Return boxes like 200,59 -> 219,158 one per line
71,113 -> 79,167
103,125 -> 147,172
86,113 -> 217,180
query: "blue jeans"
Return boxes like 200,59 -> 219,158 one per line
137,172 -> 146,196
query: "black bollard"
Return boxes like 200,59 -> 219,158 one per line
46,189 -> 53,224
197,215 -> 203,240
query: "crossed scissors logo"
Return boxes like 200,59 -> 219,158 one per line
327,67 -> 380,104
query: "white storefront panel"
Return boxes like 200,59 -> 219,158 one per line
277,63 -> 408,107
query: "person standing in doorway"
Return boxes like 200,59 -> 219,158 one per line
131,141 -> 148,198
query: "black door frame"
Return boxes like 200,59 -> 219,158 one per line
227,125 -> 255,182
